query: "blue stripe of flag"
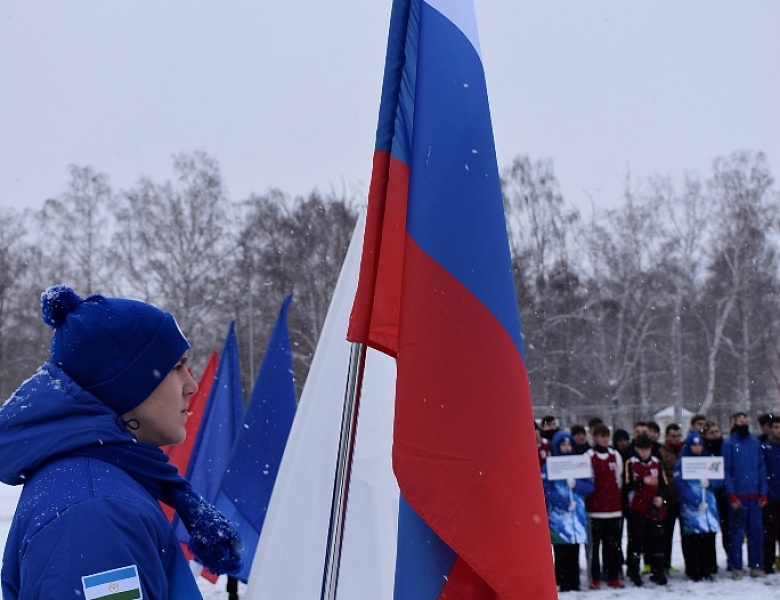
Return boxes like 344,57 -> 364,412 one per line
83,566 -> 137,588
407,2 -> 524,357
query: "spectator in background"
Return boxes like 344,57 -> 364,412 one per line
659,423 -> 685,574
542,430 -> 595,592
673,431 -> 722,582
689,414 -> 707,434
571,424 -> 590,454
703,420 -> 729,571
633,421 -> 649,441
587,416 -> 605,443
613,429 -> 632,462
646,421 -> 663,458
536,421 -> 551,468
540,415 -> 559,442
585,424 -> 625,590
624,434 -> 668,586
625,422 -> 650,462
761,415 -> 780,574
758,413 -> 774,443
723,412 -> 767,579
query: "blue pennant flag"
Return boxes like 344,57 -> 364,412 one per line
178,321 -> 244,547
215,295 -> 297,583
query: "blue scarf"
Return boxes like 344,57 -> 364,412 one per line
67,440 -> 243,575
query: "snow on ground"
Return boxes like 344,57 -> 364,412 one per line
2,482 -> 779,598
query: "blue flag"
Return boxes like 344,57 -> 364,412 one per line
178,321 -> 244,548
215,295 -> 297,583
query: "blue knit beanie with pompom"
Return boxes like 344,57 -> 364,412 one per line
41,284 -> 190,415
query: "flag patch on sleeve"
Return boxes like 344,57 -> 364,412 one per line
81,565 -> 143,600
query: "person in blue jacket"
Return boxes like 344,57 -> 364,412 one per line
673,431 -> 723,581
542,430 -> 595,592
761,415 -> 780,573
722,411 -> 768,579
0,285 -> 242,599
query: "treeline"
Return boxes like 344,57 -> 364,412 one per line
506,150 -> 780,430
1,150 -> 778,432
0,151 -> 357,400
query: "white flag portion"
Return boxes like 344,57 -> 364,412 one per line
245,212 -> 400,599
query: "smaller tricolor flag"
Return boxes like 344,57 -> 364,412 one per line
81,565 -> 142,600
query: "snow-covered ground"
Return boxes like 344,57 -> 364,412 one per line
1,481 -> 778,599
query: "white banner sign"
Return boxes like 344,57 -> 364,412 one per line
546,454 -> 592,480
681,456 -> 724,480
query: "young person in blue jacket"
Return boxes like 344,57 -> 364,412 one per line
0,285 -> 242,599
673,431 -> 723,581
542,430 -> 595,592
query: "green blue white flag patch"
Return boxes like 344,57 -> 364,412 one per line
81,565 -> 142,600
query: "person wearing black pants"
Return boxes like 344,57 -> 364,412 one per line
588,518 -> 624,585
762,416 -> 780,573
624,435 -> 668,586
626,511 -> 665,586
704,421 -> 729,570
553,544 -> 581,592
586,424 -> 626,589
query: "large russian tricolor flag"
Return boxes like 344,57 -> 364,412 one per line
348,1 -> 556,598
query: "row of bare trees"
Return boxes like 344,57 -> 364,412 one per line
506,151 -> 780,429
1,150 -> 778,431
0,151 -> 357,399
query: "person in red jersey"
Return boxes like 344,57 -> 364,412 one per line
623,434 -> 668,586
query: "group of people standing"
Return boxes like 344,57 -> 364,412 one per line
536,411 -> 780,592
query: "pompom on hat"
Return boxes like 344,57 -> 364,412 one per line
41,284 -> 190,415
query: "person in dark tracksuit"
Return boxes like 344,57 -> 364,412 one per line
761,415 -> 780,574
723,411 -> 767,579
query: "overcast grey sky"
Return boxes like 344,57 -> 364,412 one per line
1,1 -> 778,213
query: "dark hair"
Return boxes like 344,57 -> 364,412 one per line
690,414 -> 707,427
592,423 -> 611,438
731,411 -> 748,421
541,415 -> 557,425
587,416 -> 604,429
771,416 -> 780,426
703,421 -> 721,434
634,434 -> 653,449
633,421 -> 647,429
758,413 -> 774,426
665,423 -> 681,435
646,421 -> 660,434
613,428 -> 630,443
570,424 -> 586,436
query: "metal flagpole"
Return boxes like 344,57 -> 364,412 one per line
320,341 -> 368,600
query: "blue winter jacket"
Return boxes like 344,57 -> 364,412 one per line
762,437 -> 780,501
722,428 -> 767,497
673,431 -> 722,535
542,431 -> 594,544
0,363 -> 202,600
